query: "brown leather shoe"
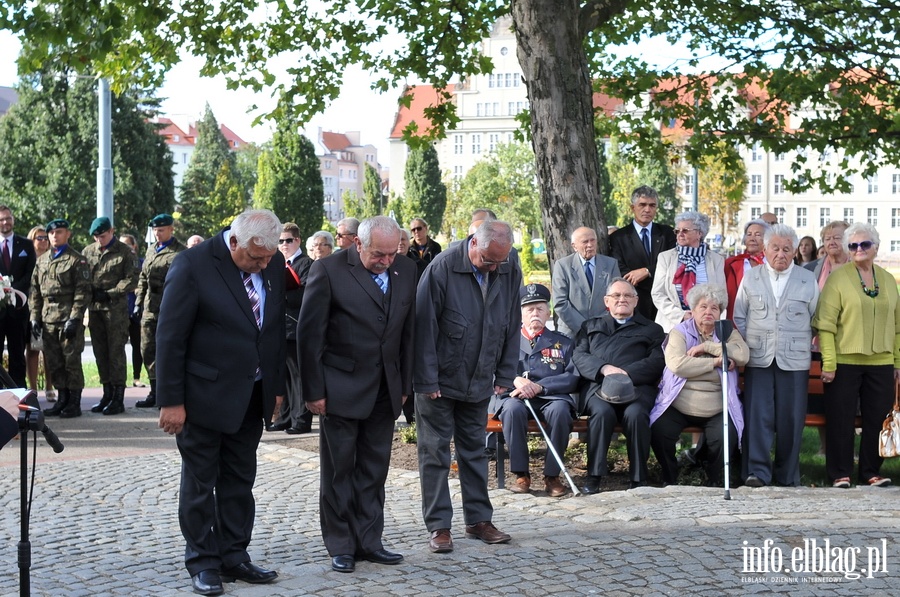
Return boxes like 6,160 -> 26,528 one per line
544,475 -> 567,497
429,529 -> 453,553
509,475 -> 531,493
464,521 -> 511,544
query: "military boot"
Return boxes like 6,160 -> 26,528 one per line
103,385 -> 126,416
136,379 -> 156,408
91,383 -> 113,413
44,388 -> 68,417
60,388 -> 82,418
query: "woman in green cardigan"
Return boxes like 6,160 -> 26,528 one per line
812,222 -> 900,488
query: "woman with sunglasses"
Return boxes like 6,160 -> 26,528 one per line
812,222 -> 900,488
651,211 -> 725,334
25,226 -> 54,400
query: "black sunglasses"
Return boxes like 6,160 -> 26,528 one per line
411,226 -> 424,232
278,238 -> 297,244
848,241 -> 874,252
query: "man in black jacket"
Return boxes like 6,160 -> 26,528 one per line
0,205 -> 36,388
572,277 -> 665,493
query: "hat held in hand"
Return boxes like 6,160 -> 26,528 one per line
598,373 -> 636,404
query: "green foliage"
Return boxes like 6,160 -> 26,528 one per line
635,129 -> 679,226
177,104 -> 240,238
398,422 -> 417,444
698,140 -> 748,236
518,238 -> 535,282
526,435 -> 543,456
0,73 -> 174,247
252,119 -> 323,241
234,143 -> 264,207
403,144 -> 447,234
361,163 -> 384,219
596,140 -> 617,227
384,193 -> 406,228
444,142 -> 540,241
604,138 -> 639,229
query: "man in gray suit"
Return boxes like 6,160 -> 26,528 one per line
157,209 -> 285,595
551,226 -> 621,337
300,216 -> 417,573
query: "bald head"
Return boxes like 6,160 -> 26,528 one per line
570,227 -> 598,260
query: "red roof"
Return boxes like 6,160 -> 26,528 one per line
155,117 -> 246,149
321,131 -> 352,151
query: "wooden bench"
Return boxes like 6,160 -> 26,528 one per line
487,360 -> 861,488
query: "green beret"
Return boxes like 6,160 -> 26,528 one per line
46,219 -> 69,231
150,213 -> 174,227
89,216 -> 112,236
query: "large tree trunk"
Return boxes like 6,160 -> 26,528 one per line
511,0 -> 606,269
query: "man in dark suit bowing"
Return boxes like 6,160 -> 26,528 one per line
156,209 -> 285,596
609,186 -> 676,321
0,205 -> 36,388
299,216 -> 416,573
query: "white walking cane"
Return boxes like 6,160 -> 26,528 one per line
714,320 -> 734,500
522,397 -> 581,496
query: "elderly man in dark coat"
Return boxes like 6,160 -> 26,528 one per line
494,283 -> 578,497
573,277 -> 666,493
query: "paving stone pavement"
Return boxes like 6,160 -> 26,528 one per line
1,442 -> 898,596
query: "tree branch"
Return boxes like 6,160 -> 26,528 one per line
579,0 -> 631,39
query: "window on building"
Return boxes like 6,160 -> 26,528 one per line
173,134 -> 180,142
893,208 -> 900,228
683,175 -> 693,196
751,207 -> 761,220
488,74 -> 494,88
844,207 -> 854,223
505,73 -> 512,87
182,153 -> 188,164
489,133 -> 500,152
513,75 -> 520,87
454,134 -> 463,155
751,143 -> 763,162
774,153 -> 786,162
472,134 -> 481,155
868,208 -> 878,226
324,160 -> 332,169
773,175 -> 785,194
892,240 -> 900,253
820,207 -> 831,227
868,175 -> 879,194
893,174 -> 900,194
453,165 -> 463,180
750,174 -> 762,195
774,207 -> 785,223
493,102 -> 500,116
796,207 -> 807,228
476,103 -> 483,117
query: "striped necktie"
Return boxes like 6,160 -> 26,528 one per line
242,272 -> 261,328
371,272 -> 387,294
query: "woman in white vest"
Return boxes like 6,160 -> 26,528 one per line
733,224 -> 819,487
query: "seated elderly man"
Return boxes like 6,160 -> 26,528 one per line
494,284 -> 578,497
572,277 -> 666,493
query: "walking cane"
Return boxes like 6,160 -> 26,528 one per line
522,398 -> 581,496
714,320 -> 734,500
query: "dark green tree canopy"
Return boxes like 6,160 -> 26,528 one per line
0,73 -> 174,247
402,144 -> 447,234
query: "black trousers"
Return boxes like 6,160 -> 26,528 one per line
176,382 -> 264,576
824,363 -> 894,483
128,316 -> 143,380
651,407 -> 737,486
584,392 -> 653,483
0,313 -> 27,388
319,379 -> 395,556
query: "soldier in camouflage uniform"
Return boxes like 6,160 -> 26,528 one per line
83,217 -> 140,416
29,219 -> 91,418
135,213 -> 186,408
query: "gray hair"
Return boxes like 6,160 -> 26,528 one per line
743,218 -> 771,235
306,230 -> 334,251
763,223 -> 798,249
474,219 -> 513,249
399,228 -> 410,242
570,226 -> 597,243
630,185 -> 659,205
358,215 -> 401,248
337,217 -> 360,234
686,283 -> 728,312
675,211 -> 711,238
606,276 -> 637,296
843,221 -> 880,248
231,209 -> 282,251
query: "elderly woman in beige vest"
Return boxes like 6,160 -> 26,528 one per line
733,224 -> 819,487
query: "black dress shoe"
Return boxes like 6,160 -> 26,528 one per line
285,424 -> 312,434
360,548 -> 404,565
220,561 -> 278,584
581,475 -> 602,495
191,570 -> 224,596
266,421 -> 290,432
331,554 -> 355,573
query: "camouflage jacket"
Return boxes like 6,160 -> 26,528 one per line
137,237 -> 187,318
83,239 -> 140,311
29,246 -> 91,324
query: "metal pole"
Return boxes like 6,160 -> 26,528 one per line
97,77 -> 113,222
522,398 -> 581,496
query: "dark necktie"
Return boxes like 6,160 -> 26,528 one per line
242,272 -> 261,328
584,261 -> 594,289
641,228 -> 651,256
2,239 -> 10,272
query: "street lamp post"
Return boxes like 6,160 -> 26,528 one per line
97,77 -> 113,222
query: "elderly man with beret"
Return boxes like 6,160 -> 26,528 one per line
494,283 -> 579,497
134,213 -> 187,408
573,277 -> 666,493
29,219 -> 91,417
83,216 -> 140,416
